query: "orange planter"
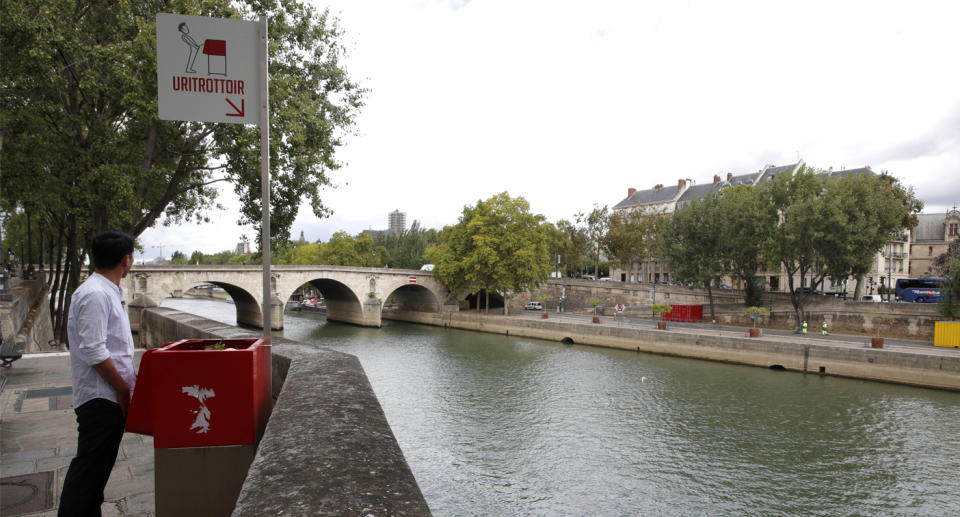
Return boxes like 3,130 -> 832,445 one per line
871,337 -> 884,348
657,321 -> 667,330
541,312 -> 548,319
592,316 -> 601,324
749,328 -> 760,338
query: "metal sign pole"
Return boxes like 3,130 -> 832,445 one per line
259,15 -> 271,343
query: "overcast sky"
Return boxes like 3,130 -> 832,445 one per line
139,0 -> 960,261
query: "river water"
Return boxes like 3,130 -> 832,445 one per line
162,296 -> 960,516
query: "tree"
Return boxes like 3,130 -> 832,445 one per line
938,258 -> 960,318
603,209 -> 664,281
583,205 -> 609,277
169,251 -> 189,265
659,196 -> 726,320
278,242 -> 320,265
427,192 -> 551,312
819,173 -> 920,298
761,166 -> 830,324
1,0 -> 364,341
372,220 -> 438,269
933,240 -> 960,276
715,185 -> 772,306
547,219 -> 590,276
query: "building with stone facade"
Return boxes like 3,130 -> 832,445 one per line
609,162 -> 919,297
909,207 -> 960,277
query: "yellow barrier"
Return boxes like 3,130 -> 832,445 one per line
934,321 -> 960,348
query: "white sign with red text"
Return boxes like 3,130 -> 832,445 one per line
157,14 -> 260,124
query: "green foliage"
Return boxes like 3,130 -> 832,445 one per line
715,186 -> 769,306
169,251 -> 189,265
427,192 -> 551,310
743,306 -> 770,327
546,219 -> 590,276
583,205 -> 609,277
317,231 -> 386,267
1,0 -> 364,340
933,240 -> 960,276
604,209 -> 664,270
938,258 -> 960,319
278,242 -> 320,265
650,304 -> 673,315
659,196 -> 726,319
371,221 -> 439,269
819,172 -> 918,295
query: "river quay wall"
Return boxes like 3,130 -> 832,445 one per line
384,310 -> 960,392
521,279 -> 943,339
0,277 -> 55,353
139,307 -> 431,516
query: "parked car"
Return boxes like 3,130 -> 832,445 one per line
860,294 -> 882,302
420,264 -> 435,271
550,271 -> 563,278
717,284 -> 731,290
599,277 -> 613,282
524,301 -> 543,310
794,287 -> 822,295
581,275 -> 596,280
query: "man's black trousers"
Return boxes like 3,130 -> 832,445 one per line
58,398 -> 125,517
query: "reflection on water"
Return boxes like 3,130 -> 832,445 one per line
162,296 -> 960,516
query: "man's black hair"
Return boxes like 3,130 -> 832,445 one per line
91,230 -> 135,270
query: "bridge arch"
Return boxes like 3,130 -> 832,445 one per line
384,283 -> 442,313
281,278 -> 369,327
124,265 -> 453,329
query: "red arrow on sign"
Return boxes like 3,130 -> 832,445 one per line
225,98 -> 245,117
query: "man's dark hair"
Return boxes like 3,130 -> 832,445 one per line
91,230 -> 135,270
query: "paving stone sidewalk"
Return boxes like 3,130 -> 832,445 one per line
1,352 -> 154,517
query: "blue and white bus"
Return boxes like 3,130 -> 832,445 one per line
895,277 -> 946,303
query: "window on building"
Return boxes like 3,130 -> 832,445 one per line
950,223 -> 959,236
929,246 -> 934,256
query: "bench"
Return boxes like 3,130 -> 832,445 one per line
1,338 -> 26,368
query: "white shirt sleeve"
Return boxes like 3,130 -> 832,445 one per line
75,291 -> 112,365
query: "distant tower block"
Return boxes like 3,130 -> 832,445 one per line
203,39 -> 227,76
388,210 -> 406,236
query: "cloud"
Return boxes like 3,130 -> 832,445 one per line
140,0 -> 960,256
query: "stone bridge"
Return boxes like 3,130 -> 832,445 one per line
122,265 -> 451,329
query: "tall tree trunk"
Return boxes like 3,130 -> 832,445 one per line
484,290 -> 489,315
49,227 -> 65,330
56,219 -> 81,344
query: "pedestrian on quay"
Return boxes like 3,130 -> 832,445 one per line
59,230 -> 137,517
801,320 -> 808,334
822,320 -> 829,335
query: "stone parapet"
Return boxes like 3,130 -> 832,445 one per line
138,307 -> 431,516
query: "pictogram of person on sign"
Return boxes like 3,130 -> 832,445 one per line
178,22 -> 201,73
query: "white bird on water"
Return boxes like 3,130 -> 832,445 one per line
641,376 -> 647,383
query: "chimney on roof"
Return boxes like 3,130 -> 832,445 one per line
713,174 -> 720,185
628,187 -> 636,198
726,172 -> 733,181
678,179 -> 686,190
654,184 -> 663,190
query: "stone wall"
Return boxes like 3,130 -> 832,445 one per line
0,278 -> 55,353
383,310 -> 960,392
139,307 -> 431,516
516,280 -> 943,338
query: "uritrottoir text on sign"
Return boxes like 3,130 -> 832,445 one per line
156,13 -> 260,124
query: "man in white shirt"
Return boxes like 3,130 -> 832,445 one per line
59,230 -> 136,517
